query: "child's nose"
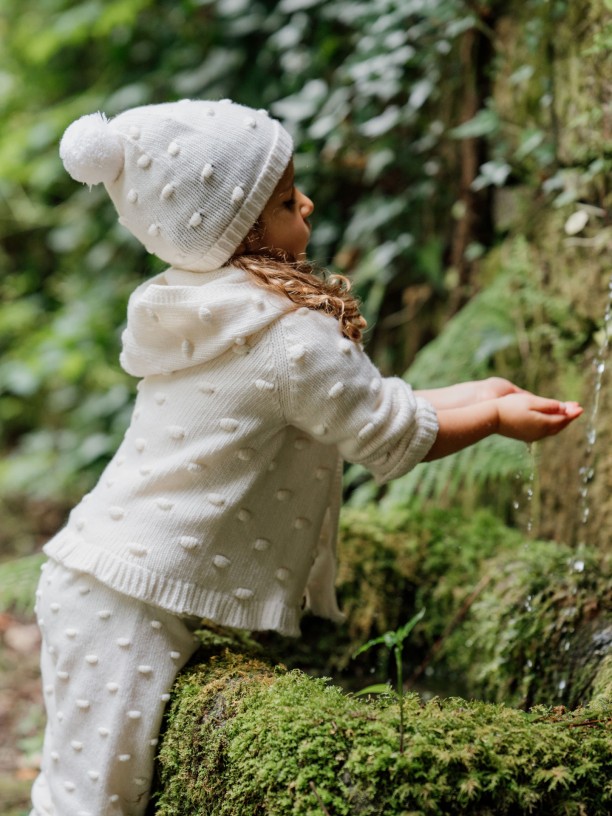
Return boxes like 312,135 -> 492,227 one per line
298,191 -> 314,218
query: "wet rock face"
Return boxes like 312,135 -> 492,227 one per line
484,0 -> 612,552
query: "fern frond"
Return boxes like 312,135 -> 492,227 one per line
381,436 -> 530,509
405,272 -> 526,390
405,240 -> 588,394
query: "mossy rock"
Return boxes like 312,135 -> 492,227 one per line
152,640 -> 611,816
151,505 -> 612,815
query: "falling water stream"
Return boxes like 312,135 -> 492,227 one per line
513,276 -> 612,544
524,445 -> 536,537
576,275 -> 612,551
513,444 -> 537,539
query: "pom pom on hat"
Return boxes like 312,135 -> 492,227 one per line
60,112 -> 124,185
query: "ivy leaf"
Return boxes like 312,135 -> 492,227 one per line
514,129 -> 546,160
449,109 -> 500,139
471,160 -> 511,191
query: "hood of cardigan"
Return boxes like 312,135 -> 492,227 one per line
120,266 -> 294,377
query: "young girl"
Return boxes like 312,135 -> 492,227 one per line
32,98 -> 582,816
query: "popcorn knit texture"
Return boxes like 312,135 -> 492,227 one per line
44,268 -> 439,637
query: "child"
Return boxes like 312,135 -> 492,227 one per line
31,98 -> 582,816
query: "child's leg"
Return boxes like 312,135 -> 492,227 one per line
31,559 -> 200,816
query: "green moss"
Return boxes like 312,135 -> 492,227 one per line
590,655 -> 612,710
153,503 -> 611,814
445,541 -> 611,708
154,644 -> 612,816
335,505 -> 525,671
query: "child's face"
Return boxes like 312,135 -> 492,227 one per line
256,161 -> 314,259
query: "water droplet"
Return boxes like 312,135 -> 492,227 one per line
571,559 -> 585,573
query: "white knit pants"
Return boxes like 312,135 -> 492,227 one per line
31,559 -> 200,816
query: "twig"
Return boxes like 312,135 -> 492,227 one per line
309,780 -> 332,816
564,719 -> 609,728
409,575 -> 492,683
532,716 -> 610,728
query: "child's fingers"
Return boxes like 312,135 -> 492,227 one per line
560,401 -> 583,418
539,404 -> 583,436
498,393 -> 582,441
532,398 -> 582,417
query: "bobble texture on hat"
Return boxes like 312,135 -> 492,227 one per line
59,99 -> 294,272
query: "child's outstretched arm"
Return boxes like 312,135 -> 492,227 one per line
423,393 -> 583,461
416,377 -> 526,410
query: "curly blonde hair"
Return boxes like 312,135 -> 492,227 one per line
228,240 -> 367,343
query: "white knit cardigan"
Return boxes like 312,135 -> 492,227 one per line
44,267 -> 439,636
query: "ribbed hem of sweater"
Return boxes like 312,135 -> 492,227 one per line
43,532 -> 302,638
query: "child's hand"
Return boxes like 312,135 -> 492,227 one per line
423,392 -> 582,461
475,377 -> 526,402
416,377 -> 526,411
496,393 -> 583,443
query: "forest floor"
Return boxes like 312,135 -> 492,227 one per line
0,609 -> 43,816
0,498 -> 63,816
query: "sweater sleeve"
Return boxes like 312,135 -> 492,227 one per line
277,309 -> 439,484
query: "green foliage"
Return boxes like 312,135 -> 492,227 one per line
0,552 -> 45,615
0,0 -> 605,513
447,542 -> 612,709
154,642 -> 612,815
465,0 -> 611,194
332,504 -> 526,680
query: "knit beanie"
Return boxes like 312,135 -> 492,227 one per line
59,99 -> 294,272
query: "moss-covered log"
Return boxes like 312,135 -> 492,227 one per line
153,639 -> 611,816
150,505 -> 612,814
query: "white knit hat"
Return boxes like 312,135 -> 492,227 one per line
59,99 -> 294,272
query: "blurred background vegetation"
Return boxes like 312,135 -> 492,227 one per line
0,0 -> 610,557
